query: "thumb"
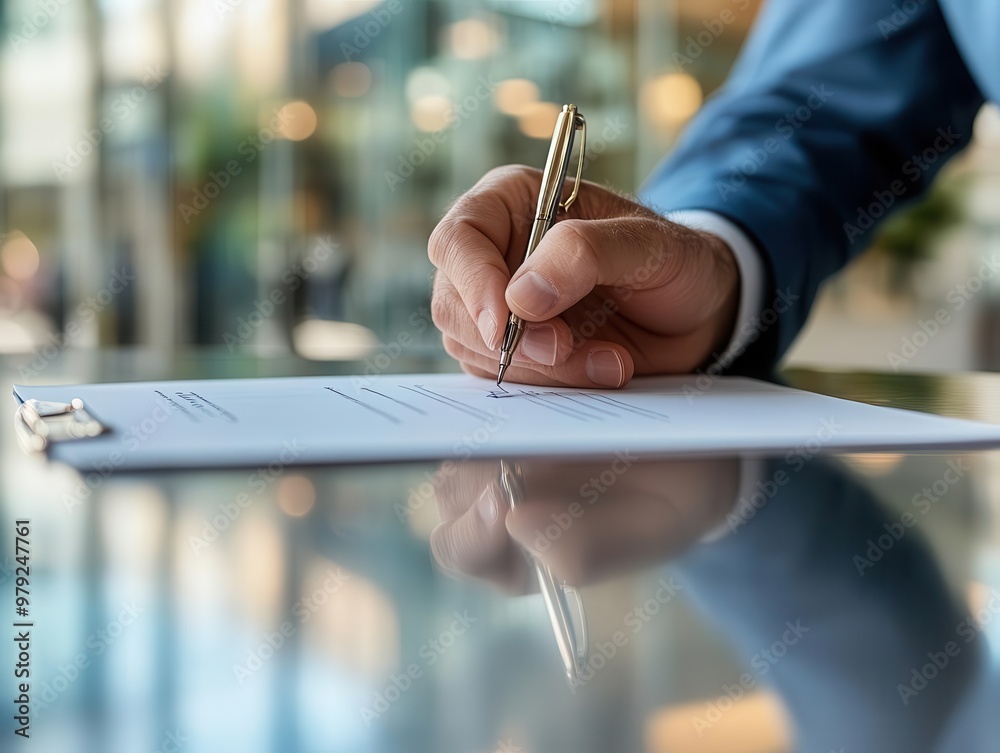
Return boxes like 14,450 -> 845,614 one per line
504,216 -> 688,321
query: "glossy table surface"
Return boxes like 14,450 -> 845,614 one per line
2,350 -> 999,753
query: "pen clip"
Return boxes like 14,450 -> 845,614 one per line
559,114 -> 587,212
561,581 -> 589,666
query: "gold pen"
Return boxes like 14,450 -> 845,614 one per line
499,459 -> 588,684
496,104 -> 587,387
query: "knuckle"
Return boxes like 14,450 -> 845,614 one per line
430,288 -> 455,331
427,221 -> 457,269
441,336 -> 465,362
483,163 -> 538,186
551,220 -> 600,272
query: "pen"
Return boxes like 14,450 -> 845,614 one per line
496,104 -> 587,387
499,459 -> 588,684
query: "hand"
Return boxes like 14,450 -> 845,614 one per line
429,457 -> 739,590
428,165 -> 740,388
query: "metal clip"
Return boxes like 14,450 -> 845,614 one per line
15,398 -> 107,453
559,114 -> 587,212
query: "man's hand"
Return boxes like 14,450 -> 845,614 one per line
429,458 -> 740,590
428,165 -> 740,388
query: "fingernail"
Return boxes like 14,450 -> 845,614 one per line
507,271 -> 559,318
477,309 -> 498,350
519,324 -> 558,366
586,349 -> 625,388
477,486 -> 498,524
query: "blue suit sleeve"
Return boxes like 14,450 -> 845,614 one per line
639,0 -> 984,363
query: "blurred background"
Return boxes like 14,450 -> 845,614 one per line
3,0 -> 1000,375
6,5 -> 1000,751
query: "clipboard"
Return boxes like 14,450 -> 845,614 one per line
13,373 -> 1000,472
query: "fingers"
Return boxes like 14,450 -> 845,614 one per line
429,167 -> 740,379
430,476 -> 534,592
428,166 -> 540,350
433,272 -> 577,367
443,334 -> 634,389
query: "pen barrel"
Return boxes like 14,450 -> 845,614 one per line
500,312 -> 525,360
523,215 -> 556,264
524,105 -> 581,263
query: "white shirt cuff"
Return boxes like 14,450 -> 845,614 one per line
665,210 -> 765,369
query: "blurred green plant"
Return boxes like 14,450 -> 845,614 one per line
872,178 -> 966,295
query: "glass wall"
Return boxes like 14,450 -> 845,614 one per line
3,0 -> 1000,375
0,0 -> 753,369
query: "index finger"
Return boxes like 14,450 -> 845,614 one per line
428,165 -> 540,350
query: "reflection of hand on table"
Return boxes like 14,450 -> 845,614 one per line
430,457 -> 741,591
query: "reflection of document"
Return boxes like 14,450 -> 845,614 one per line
13,374 -> 1000,470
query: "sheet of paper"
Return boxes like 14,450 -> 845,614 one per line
13,374 -> 1000,471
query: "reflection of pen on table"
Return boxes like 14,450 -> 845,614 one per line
496,103 -> 587,388
499,459 -> 588,684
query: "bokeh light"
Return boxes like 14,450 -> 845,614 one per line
641,72 -> 703,127
444,18 -> 500,60
277,475 -> 316,517
494,78 -> 540,117
329,62 -> 372,98
405,66 -> 451,102
411,95 -> 453,132
277,100 -> 318,141
1,232 -> 40,281
517,101 -> 561,139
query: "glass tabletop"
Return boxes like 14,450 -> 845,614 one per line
2,352 -> 999,753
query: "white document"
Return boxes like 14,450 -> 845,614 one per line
13,374 -> 1000,471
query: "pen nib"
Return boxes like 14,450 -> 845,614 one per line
496,362 -> 509,388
